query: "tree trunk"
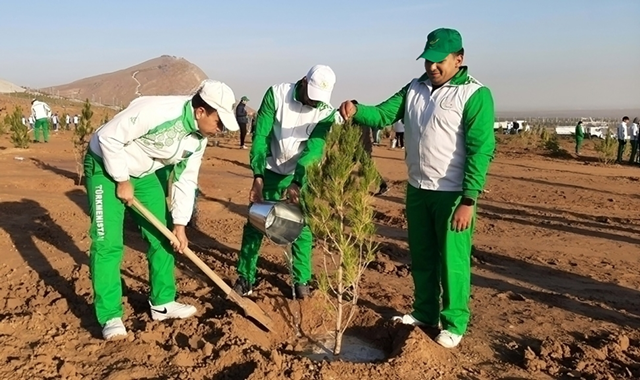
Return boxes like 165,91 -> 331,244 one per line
333,260 -> 344,356
334,328 -> 344,356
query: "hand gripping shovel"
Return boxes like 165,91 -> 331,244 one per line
131,198 -> 275,332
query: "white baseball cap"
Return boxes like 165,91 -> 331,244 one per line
197,79 -> 240,131
306,65 -> 336,104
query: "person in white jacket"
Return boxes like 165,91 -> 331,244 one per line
52,113 -> 59,132
84,79 -> 239,340
31,99 -> 52,142
616,116 -> 630,164
393,119 -> 405,149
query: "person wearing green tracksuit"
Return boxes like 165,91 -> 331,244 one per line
85,79 -> 239,340
31,99 -> 52,143
339,28 -> 495,348
234,65 -> 339,299
575,120 -> 585,156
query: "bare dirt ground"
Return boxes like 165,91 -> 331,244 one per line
1,129 -> 640,380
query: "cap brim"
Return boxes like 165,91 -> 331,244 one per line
417,49 -> 449,63
218,109 -> 240,131
307,84 -> 332,104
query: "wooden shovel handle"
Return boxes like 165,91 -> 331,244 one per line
131,198 -> 233,295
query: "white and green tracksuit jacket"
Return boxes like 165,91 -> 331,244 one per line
31,101 -> 51,121
250,81 -> 339,186
353,67 -> 495,199
88,95 -> 207,225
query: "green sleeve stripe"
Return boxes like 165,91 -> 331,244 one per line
352,82 -> 411,128
249,87 -> 276,177
462,86 -> 496,199
292,111 -> 334,186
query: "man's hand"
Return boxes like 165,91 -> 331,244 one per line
172,225 -> 188,253
285,183 -> 301,205
116,180 -> 134,206
451,204 -> 474,232
339,101 -> 357,121
249,177 -> 264,204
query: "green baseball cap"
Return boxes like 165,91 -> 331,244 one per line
417,28 -> 463,63
241,96 -> 249,101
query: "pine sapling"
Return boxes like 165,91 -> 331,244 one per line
60,113 -> 68,130
8,106 -> 29,148
72,99 -> 94,185
101,112 -> 111,125
539,127 -> 550,145
0,114 -> 8,135
302,122 -> 380,356
594,130 -> 617,164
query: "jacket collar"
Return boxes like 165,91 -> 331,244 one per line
418,66 -> 470,88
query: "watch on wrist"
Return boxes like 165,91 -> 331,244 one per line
461,197 -> 476,206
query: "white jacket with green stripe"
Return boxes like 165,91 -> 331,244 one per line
89,95 -> 207,225
353,67 -> 495,199
31,100 -> 51,121
250,81 -> 339,186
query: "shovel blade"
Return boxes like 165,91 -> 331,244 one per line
227,290 -> 276,332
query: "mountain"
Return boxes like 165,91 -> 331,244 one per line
47,55 -> 208,107
0,78 -> 25,93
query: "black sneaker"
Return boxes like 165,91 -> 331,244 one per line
294,283 -> 311,299
233,277 -> 253,296
375,182 -> 389,196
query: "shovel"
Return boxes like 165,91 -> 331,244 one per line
131,198 -> 275,332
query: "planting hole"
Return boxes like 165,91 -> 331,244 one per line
298,333 -> 386,363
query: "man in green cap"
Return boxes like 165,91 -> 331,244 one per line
574,120 -> 584,156
235,95 -> 250,149
339,28 -> 495,348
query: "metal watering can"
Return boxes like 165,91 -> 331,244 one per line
248,201 -> 305,245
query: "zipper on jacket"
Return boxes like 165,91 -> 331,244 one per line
418,83 -> 447,189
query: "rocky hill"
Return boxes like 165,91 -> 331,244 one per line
47,55 -> 208,107
0,78 -> 25,93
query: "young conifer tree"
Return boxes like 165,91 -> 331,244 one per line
9,106 -> 29,149
302,121 -> 380,355
72,99 -> 94,185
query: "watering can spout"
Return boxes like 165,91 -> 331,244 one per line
248,201 -> 305,246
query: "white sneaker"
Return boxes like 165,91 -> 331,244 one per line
436,330 -> 463,348
392,314 -> 426,326
102,318 -> 127,340
150,301 -> 197,321
392,313 -> 442,329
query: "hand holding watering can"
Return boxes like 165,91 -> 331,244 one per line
247,175 -> 305,246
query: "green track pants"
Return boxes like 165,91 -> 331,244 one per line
405,184 -> 475,335
237,169 -> 313,285
34,118 -> 50,142
84,151 -> 177,325
575,138 -> 583,155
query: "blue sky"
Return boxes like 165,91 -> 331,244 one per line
1,0 -> 638,112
